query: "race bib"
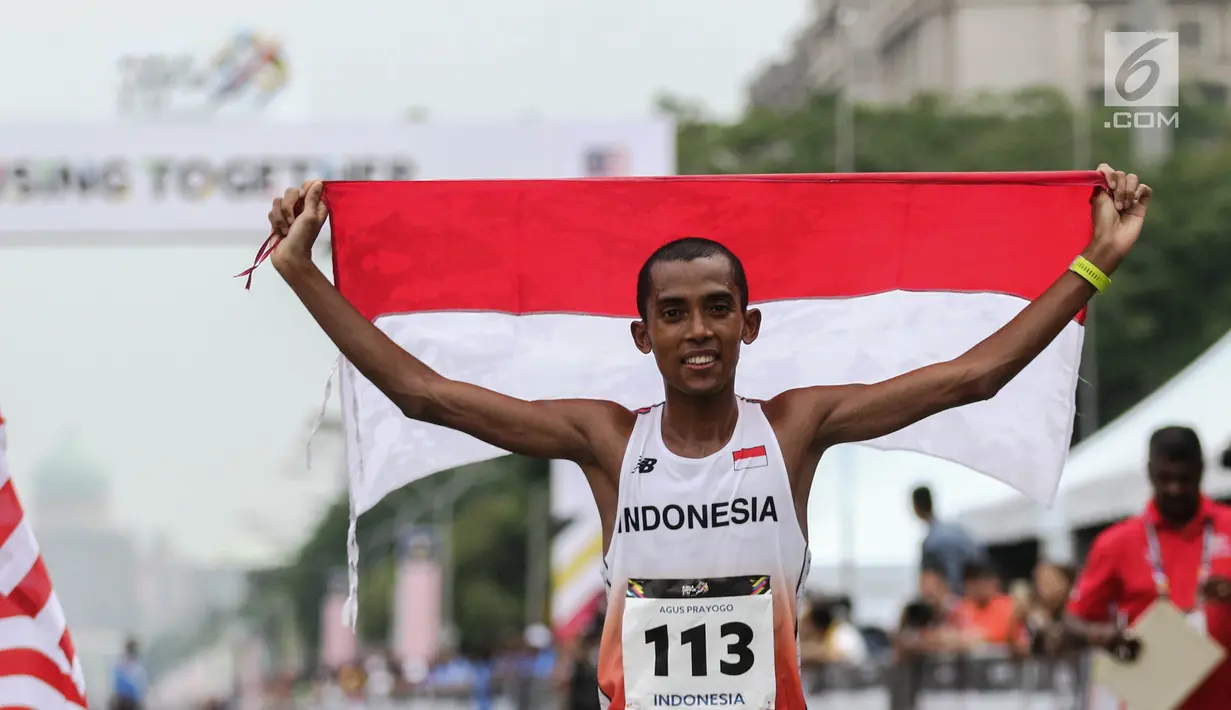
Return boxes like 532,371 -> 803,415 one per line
1187,608 -> 1208,636
621,575 -> 776,710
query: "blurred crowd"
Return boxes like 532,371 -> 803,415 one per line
121,482 -> 1083,709
253,554 -> 1076,708
799,557 -> 1076,672
251,550 -> 1076,708
237,626 -> 592,710
799,484 -> 1080,677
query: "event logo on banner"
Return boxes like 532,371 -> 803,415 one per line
0,121 -> 675,234
117,30 -> 290,118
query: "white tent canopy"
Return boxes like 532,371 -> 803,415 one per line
960,327 -> 1231,543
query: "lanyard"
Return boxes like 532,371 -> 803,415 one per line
1144,518 -> 1214,605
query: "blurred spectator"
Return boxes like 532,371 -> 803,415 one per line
559,614 -> 602,710
502,623 -> 557,709
424,649 -> 474,698
337,662 -> 366,700
894,564 -> 959,660
364,652 -> 394,701
1023,561 -> 1076,656
797,595 -> 866,669
952,561 -> 1027,654
911,485 -> 985,594
110,637 -> 146,710
801,595 -> 868,665
917,560 -> 958,623
469,646 -> 495,710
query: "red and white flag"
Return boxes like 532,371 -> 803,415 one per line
733,446 -> 769,471
322,172 -> 1099,519
0,410 -> 89,708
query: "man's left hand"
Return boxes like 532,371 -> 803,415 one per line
1088,164 -> 1152,271
1202,576 -> 1231,604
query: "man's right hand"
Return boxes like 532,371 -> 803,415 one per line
269,180 -> 328,268
1100,628 -> 1143,663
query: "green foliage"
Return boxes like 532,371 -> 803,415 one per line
272,85 -> 1231,662
258,456 -> 549,669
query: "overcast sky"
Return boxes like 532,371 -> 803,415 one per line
0,0 -> 811,122
0,0 -> 1018,568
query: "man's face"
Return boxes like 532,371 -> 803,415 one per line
1149,456 -> 1203,523
1033,563 -> 1070,606
919,570 -> 948,603
965,576 -> 997,604
631,256 -> 760,396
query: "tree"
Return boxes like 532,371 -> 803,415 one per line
259,456 -> 549,669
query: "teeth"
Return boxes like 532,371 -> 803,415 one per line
686,355 -> 716,365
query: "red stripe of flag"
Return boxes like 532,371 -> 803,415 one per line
5,557 -> 53,619
57,630 -> 76,671
0,482 -> 21,545
733,446 -> 767,462
325,172 -> 1100,321
0,649 -> 87,707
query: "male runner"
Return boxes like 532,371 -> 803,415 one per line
267,164 -> 1150,709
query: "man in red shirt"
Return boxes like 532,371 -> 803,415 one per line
1066,426 -> 1231,710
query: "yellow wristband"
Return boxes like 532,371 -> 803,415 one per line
1070,256 -> 1111,293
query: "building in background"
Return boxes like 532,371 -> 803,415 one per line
137,535 -> 247,640
749,0 -> 1231,109
30,438 -> 140,702
28,438 -> 245,705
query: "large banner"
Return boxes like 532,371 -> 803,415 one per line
0,121 -> 674,233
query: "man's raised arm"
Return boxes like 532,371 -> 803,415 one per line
781,164 -> 1151,452
268,182 -> 630,467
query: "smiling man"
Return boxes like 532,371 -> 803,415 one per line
268,165 -> 1149,710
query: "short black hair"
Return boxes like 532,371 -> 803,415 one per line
808,600 -> 835,631
1149,426 -> 1204,466
920,553 -> 947,580
962,560 -> 996,582
911,486 -> 933,514
636,237 -> 749,321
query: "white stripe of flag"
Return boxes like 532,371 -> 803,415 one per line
733,445 -> 768,471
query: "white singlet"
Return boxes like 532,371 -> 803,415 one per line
596,397 -> 812,710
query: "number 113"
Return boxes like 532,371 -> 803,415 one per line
643,622 -> 755,677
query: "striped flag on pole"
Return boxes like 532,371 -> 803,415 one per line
0,410 -> 89,708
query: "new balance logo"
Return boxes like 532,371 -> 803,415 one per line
634,457 -> 657,474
